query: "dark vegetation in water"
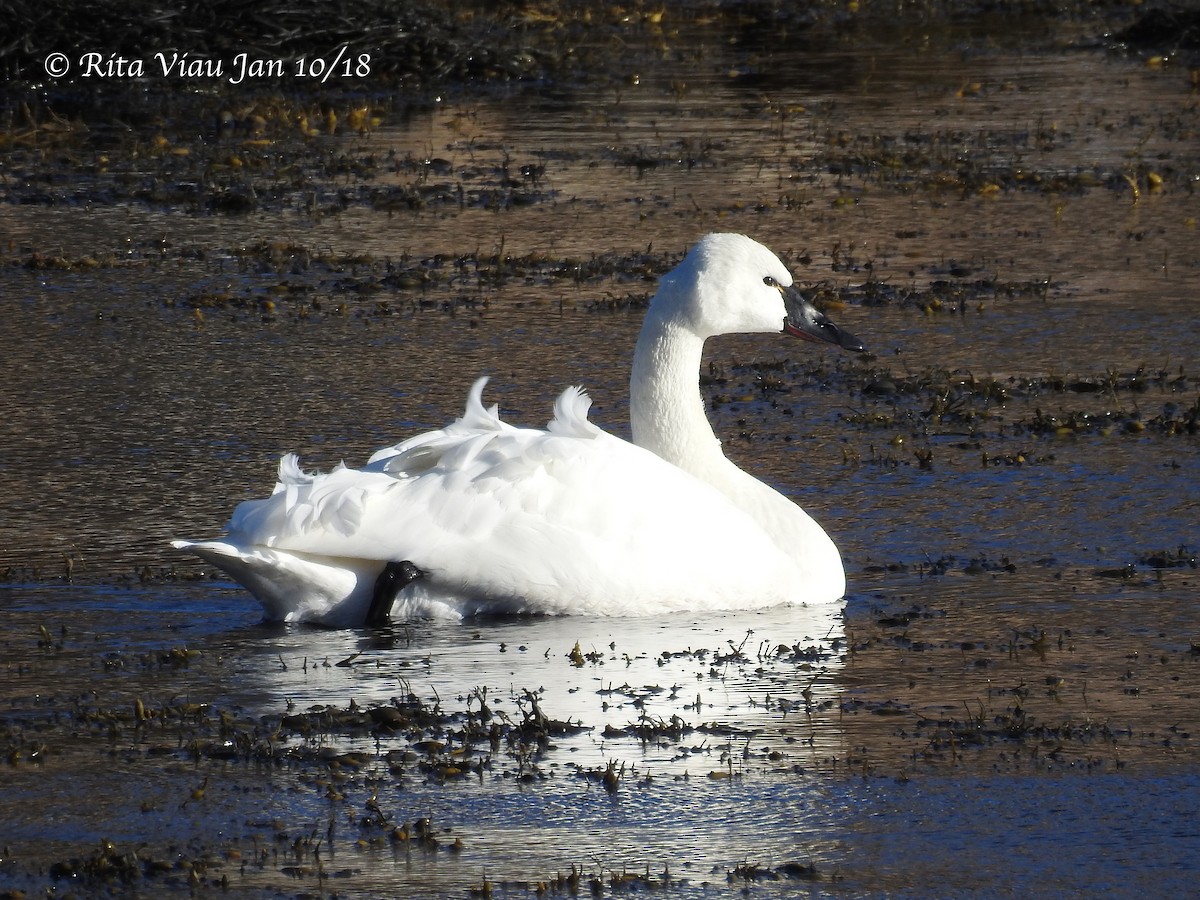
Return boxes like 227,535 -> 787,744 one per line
2,0 -> 1196,214
841,588 -> 1200,775
708,349 -> 1198,465
0,625 -> 844,893
0,0 -> 545,87
1113,4 -> 1200,53
4,597 -> 1197,893
2,0 -> 1187,90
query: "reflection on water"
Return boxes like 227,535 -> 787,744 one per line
1,10 -> 1199,897
250,605 -> 846,773
3,573 -> 1198,896
0,580 -> 848,895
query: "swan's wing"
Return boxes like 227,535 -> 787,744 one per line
219,387 -> 795,615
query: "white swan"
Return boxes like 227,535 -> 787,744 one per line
173,233 -> 864,626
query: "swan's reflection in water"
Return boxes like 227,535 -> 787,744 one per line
238,601 -> 847,780
205,595 -> 851,889
0,582 -> 847,893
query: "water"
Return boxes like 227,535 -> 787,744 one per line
1,9 -> 1198,897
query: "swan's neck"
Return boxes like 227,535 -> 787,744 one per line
629,306 -> 846,599
630,312 -> 723,476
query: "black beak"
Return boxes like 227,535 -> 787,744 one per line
782,285 -> 865,352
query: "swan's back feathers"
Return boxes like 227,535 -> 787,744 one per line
274,452 -> 314,490
547,385 -> 604,439
233,454 -> 383,541
456,376 -> 507,433
363,376 -> 514,477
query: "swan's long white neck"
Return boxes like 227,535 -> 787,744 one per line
629,308 -> 722,477
629,286 -> 846,600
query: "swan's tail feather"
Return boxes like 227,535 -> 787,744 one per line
170,539 -> 379,626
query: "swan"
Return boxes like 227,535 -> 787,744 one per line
173,233 -> 865,626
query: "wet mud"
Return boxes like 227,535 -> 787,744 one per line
2,1 -> 1199,896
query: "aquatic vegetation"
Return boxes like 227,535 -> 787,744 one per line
729,860 -> 823,884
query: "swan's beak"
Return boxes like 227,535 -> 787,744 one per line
782,286 -> 865,352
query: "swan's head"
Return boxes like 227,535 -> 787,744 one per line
661,233 -> 864,352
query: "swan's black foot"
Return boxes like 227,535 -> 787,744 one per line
366,560 -> 424,626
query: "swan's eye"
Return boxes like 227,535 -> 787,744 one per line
763,276 -> 780,288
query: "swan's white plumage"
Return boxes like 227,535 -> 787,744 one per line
174,233 -> 861,626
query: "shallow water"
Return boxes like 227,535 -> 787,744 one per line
2,9 -> 1199,897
